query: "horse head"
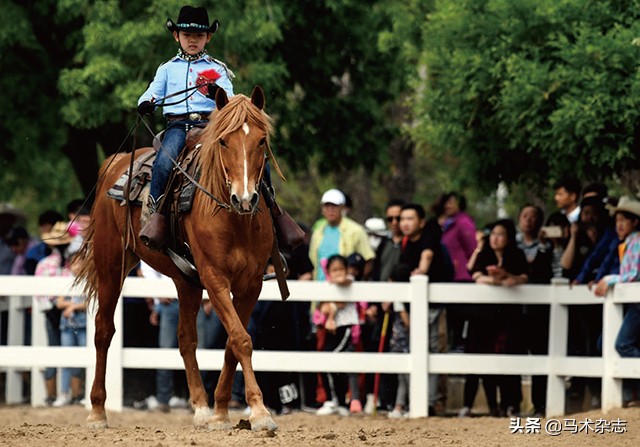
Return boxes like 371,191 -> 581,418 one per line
201,86 -> 270,214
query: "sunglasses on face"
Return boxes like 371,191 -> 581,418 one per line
386,216 -> 401,223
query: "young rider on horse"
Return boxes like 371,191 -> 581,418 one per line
137,5 -> 229,249
138,6 -> 302,251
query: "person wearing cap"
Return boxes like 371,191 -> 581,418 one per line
594,196 -> 640,297
309,189 -> 375,281
137,5 -> 234,248
593,196 -> 640,404
34,221 -> 75,405
364,217 -> 389,252
22,210 -> 65,275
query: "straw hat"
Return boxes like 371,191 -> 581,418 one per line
607,195 -> 640,219
41,221 -> 73,246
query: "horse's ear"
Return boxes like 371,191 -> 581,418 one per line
215,87 -> 228,110
250,85 -> 265,110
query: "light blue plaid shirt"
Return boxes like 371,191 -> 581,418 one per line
138,54 -> 234,116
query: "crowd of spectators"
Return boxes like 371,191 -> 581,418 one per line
1,177 -> 639,419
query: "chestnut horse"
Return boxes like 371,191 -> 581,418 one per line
75,87 -> 279,431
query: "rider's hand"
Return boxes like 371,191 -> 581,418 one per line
207,84 -> 220,100
137,100 -> 155,116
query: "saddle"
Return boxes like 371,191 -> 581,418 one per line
107,128 -> 203,212
107,128 -> 206,286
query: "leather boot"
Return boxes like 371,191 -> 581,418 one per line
274,207 -> 305,250
140,194 -> 167,250
260,182 -> 305,250
140,213 -> 167,250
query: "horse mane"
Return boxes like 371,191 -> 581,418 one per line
196,94 -> 283,217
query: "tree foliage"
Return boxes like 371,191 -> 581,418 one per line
1,0 -> 415,218
6,0 -> 639,222
415,0 -> 640,192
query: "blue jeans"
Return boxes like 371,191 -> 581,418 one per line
156,300 -> 180,404
60,325 -> 87,394
615,303 -> 640,358
197,304 -> 226,350
150,122 -> 188,201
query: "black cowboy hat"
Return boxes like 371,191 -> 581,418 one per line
166,6 -> 219,34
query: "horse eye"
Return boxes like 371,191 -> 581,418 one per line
219,139 -> 227,148
259,138 -> 266,146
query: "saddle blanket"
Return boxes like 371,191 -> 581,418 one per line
106,151 -> 198,214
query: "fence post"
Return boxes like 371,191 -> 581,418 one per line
601,288 -> 623,412
409,275 -> 428,418
546,280 -> 569,417
6,295 -> 27,404
30,297 -> 48,407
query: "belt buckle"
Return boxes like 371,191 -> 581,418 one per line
189,112 -> 201,121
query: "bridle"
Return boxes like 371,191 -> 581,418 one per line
215,130 -> 269,214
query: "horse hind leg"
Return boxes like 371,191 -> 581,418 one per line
86,241 -> 138,428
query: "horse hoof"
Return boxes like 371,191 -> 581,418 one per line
250,416 -> 278,432
86,413 -> 108,429
193,407 -> 213,428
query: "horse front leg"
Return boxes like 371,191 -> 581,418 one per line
226,287 -> 276,431
208,283 -> 276,431
86,286 -> 119,429
174,283 -> 211,428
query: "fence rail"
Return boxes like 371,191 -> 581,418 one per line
0,275 -> 638,418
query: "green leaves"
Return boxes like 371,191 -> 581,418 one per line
415,0 -> 640,191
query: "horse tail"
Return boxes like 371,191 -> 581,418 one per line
73,220 -> 99,307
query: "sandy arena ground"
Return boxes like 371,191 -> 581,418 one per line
0,404 -> 638,447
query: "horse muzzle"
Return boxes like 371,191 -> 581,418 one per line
230,191 -> 260,214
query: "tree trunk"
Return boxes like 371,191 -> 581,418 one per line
384,135 -> 415,203
64,122 -> 139,202
338,167 -> 372,224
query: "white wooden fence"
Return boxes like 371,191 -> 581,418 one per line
0,275 -> 638,419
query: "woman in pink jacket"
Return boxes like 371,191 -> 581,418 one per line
438,192 -> 478,282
